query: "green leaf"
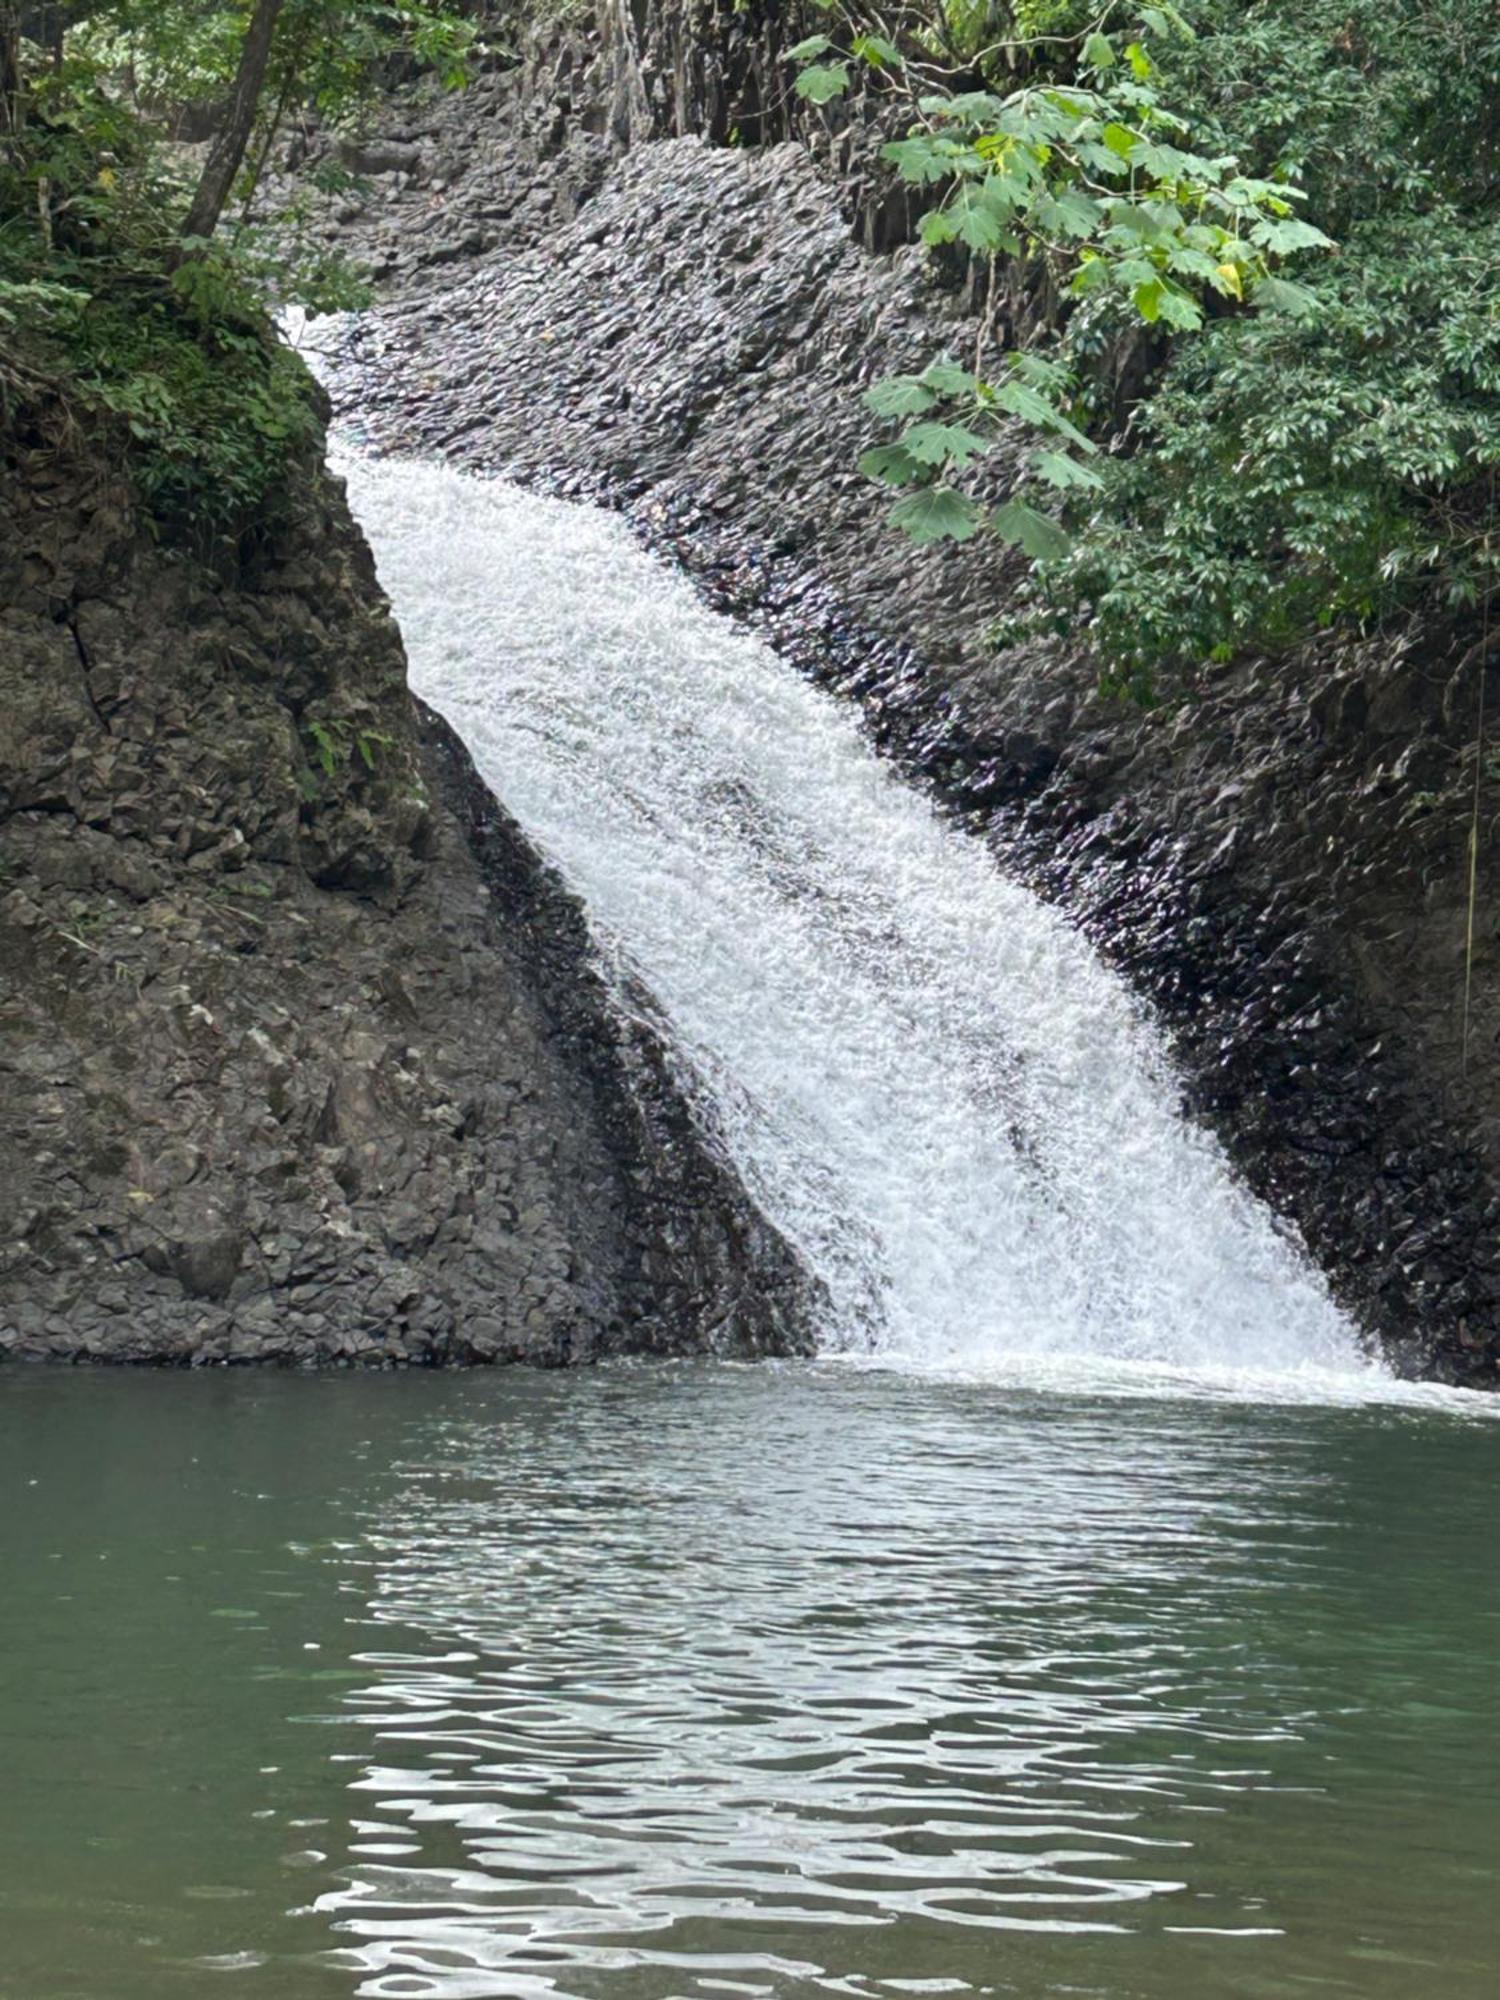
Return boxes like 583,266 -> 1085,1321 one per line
1124,40 -> 1153,79
794,62 -> 850,104
1083,31 -> 1115,68
1036,87 -> 1100,124
1251,216 -> 1336,253
1156,283 -> 1204,330
919,358 -> 980,397
1167,245 -> 1226,285
787,34 -> 832,59
946,183 -> 1015,253
993,498 -> 1073,562
1032,449 -> 1105,491
858,443 -> 920,485
1010,350 -> 1071,394
1252,274 -> 1320,316
1102,122 -> 1139,159
952,206 -> 1009,253
924,91 -> 1006,122
900,420 -> 991,467
1035,189 -> 1103,238
880,136 -> 952,185
851,33 -> 903,69
864,374 -> 939,418
992,379 -> 1095,451
890,487 -> 984,544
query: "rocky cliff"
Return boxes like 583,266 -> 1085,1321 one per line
288,5 -> 1500,1383
0,414 -> 817,1362
9,0 -> 1497,1378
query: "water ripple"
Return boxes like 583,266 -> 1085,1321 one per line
308,1370 -> 1445,1999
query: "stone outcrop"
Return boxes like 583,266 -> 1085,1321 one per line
293,16 -> 1500,1383
0,424 -> 817,1363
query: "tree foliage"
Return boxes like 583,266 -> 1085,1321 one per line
793,7 -> 1331,565
1017,209 -> 1500,691
800,0 -> 1500,688
0,1 -> 473,540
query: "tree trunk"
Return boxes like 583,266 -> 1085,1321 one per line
1,5 -> 23,148
180,0 -> 285,243
232,11 -> 311,247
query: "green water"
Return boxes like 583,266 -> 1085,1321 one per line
2,1364 -> 1497,2000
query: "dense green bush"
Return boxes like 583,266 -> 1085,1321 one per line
1022,209 -> 1500,687
811,0 -> 1500,688
1034,0 -> 1500,685
1,71 -> 316,543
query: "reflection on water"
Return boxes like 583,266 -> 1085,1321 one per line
326,1382 -> 1306,1988
2,1365 -> 1499,2000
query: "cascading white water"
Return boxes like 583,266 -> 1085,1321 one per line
338,448 -> 1374,1381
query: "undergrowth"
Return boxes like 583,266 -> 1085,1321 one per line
0,4 -> 470,550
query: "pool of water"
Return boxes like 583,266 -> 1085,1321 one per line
2,1363 -> 1498,1999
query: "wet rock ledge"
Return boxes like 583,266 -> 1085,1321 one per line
0,431 -> 817,1364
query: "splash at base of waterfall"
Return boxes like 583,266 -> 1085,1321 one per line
338,448 -> 1376,1387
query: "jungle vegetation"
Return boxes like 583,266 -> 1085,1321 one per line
800,0 -> 1500,688
0,0 -> 474,539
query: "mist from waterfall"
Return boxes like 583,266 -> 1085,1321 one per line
338,450 -> 1376,1389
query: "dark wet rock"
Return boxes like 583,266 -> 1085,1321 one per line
0,432 -> 819,1365
304,27 -> 1500,1384
338,138 -> 423,178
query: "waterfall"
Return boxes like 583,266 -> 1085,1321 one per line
338,449 -> 1374,1384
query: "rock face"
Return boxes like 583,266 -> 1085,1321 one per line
0,430 -> 818,1363
295,18 -> 1500,1383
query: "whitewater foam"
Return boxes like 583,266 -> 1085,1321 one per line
330,448 -> 1391,1388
